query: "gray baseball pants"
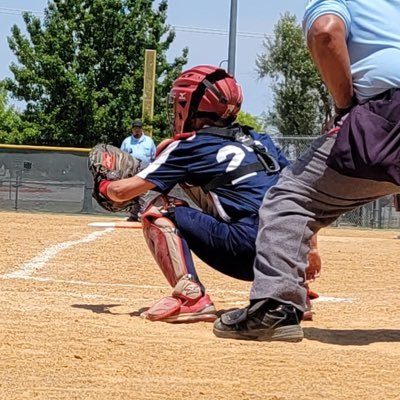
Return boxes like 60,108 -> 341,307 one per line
250,133 -> 400,311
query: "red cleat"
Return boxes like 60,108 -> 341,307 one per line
141,275 -> 217,323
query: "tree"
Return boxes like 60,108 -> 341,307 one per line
5,0 -> 188,147
0,82 -> 39,144
256,13 -> 332,136
236,111 -> 264,132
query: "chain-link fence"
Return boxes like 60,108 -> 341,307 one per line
0,144 -> 192,216
273,135 -> 316,162
273,136 -> 400,229
0,145 -> 96,214
1,141 -> 399,228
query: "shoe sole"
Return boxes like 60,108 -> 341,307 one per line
213,324 -> 304,342
163,305 -> 217,323
164,313 -> 218,323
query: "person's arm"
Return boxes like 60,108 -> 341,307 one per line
307,14 -> 353,110
105,176 -> 155,202
120,138 -> 127,152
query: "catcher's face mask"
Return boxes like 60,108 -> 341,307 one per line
166,92 -> 176,137
168,86 -> 196,137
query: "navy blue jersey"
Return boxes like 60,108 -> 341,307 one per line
137,130 -> 289,221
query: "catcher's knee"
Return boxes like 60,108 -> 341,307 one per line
142,195 -> 191,287
142,194 -> 189,218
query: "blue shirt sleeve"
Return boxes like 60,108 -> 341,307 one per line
258,133 -> 290,170
276,147 -> 290,170
303,0 -> 351,38
149,138 -> 156,161
137,140 -> 188,193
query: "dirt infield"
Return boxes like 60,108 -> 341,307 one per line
1,211 -> 399,400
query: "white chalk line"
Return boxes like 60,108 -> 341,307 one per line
0,274 -> 355,303
40,291 -> 133,302
314,296 -> 354,303
0,227 -> 355,304
0,274 -> 246,294
2,228 -> 116,279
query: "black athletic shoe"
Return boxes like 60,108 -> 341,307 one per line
213,299 -> 304,342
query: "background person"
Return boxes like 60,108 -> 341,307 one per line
120,119 -> 156,221
213,0 -> 400,342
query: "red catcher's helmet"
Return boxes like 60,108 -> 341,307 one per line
170,65 -> 243,136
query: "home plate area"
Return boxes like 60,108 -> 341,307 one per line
0,211 -> 399,400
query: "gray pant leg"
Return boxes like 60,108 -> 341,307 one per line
250,133 -> 399,310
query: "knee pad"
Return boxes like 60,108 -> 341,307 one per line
141,195 -> 192,287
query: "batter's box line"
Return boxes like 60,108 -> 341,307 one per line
0,274 -> 248,295
0,228 -> 355,303
1,228 -> 142,280
0,274 -> 356,302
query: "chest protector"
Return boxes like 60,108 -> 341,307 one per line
156,124 -> 280,196
196,124 -> 280,193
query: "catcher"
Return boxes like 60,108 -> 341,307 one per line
88,65 -> 321,323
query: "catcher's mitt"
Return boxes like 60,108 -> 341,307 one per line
88,143 -> 141,212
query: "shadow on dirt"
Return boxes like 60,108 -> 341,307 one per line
71,303 -> 121,314
71,303 -> 148,317
304,327 -> 400,345
71,304 -> 240,319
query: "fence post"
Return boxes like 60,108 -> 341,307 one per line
14,170 -> 22,211
370,200 -> 382,229
81,169 -> 94,213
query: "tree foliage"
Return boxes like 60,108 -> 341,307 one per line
256,13 -> 332,136
0,82 -> 40,144
5,0 -> 188,146
236,111 -> 264,132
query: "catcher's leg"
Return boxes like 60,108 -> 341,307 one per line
140,195 -> 216,323
173,206 -> 320,321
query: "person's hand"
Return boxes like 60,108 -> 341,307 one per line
321,99 -> 357,134
305,248 -> 322,283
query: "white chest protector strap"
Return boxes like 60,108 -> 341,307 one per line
141,195 -> 192,287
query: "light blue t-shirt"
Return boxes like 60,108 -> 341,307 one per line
303,0 -> 400,103
120,134 -> 156,168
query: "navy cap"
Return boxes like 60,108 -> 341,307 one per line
131,119 -> 143,128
